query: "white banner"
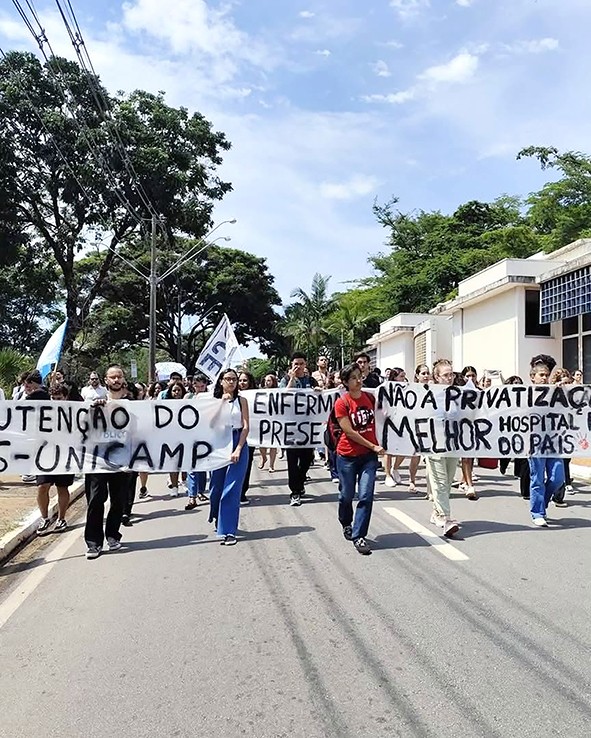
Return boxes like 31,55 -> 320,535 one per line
243,388 -> 341,448
194,315 -> 240,383
374,382 -> 591,458
0,397 -> 232,474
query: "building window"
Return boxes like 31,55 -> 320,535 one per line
540,265 -> 591,324
525,290 -> 551,337
562,313 -> 591,382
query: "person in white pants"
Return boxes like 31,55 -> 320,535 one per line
425,359 -> 460,538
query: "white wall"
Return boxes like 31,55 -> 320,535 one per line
456,289 -> 518,377
376,332 -> 415,373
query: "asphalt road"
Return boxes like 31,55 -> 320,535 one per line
1,459 -> 591,738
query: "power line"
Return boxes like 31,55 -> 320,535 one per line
9,0 -> 150,231
53,0 -> 160,219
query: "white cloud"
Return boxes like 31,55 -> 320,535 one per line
382,40 -> 404,49
320,175 -> 380,200
504,37 -> 560,54
389,0 -> 430,19
298,10 -> 315,19
362,89 -> 415,104
456,0 -> 474,6
314,49 -> 331,57
372,60 -> 391,77
419,52 -> 479,84
121,0 -> 274,83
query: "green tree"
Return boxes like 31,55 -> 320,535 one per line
0,51 -> 231,351
0,348 -> 30,396
517,146 -> 591,250
282,273 -> 335,358
0,244 -> 62,353
79,241 -> 282,372
367,196 -> 542,314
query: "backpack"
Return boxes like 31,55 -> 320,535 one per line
323,397 -> 349,452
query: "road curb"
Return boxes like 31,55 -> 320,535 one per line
0,480 -> 86,564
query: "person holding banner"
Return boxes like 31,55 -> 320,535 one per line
35,381 -> 77,535
334,363 -> 384,555
238,371 -> 257,505
83,365 -> 133,560
258,374 -> 278,473
528,357 -> 565,527
280,353 -> 319,507
425,360 -> 460,538
208,369 -> 249,545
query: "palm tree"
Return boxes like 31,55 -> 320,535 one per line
0,348 -> 30,395
327,303 -> 380,365
285,274 -> 334,358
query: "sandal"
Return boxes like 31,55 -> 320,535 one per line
197,493 -> 208,502
185,498 -> 197,510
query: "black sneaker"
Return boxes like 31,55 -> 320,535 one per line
342,525 -> 353,541
138,486 -> 148,499
353,537 -> 372,555
121,515 -> 133,527
54,518 -> 67,532
37,518 -> 51,536
289,494 -> 302,507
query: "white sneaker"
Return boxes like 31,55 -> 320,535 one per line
532,517 -> 548,527
107,537 -> 122,550
178,482 -> 188,495
430,511 -> 445,528
391,470 -> 402,485
170,486 -> 179,497
566,485 -> 575,495
443,519 -> 460,538
384,475 -> 396,488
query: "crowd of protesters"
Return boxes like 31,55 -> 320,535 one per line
7,350 -> 585,559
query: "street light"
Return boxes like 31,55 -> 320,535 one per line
148,218 -> 236,380
158,236 -> 232,282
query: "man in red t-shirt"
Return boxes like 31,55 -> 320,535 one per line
334,363 -> 384,555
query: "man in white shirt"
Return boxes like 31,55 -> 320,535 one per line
81,372 -> 108,401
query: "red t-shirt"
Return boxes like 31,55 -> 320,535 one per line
334,392 -> 378,457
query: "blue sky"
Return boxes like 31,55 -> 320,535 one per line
1,0 -> 591,307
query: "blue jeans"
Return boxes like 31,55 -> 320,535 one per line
208,431 -> 249,536
336,452 -> 378,540
187,471 -> 207,498
528,457 -> 565,519
328,449 -> 338,480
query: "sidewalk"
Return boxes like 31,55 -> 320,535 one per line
0,475 -> 85,562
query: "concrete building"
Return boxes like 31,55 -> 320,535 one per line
430,238 -> 590,380
366,313 -> 452,375
366,238 -> 590,381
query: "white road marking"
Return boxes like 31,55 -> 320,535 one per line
0,527 -> 82,630
382,506 -> 469,561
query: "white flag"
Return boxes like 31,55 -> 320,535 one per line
36,319 -> 67,380
195,314 -> 240,383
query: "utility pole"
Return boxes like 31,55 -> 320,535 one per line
148,214 -> 157,382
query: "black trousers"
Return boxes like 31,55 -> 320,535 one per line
286,448 -> 314,496
84,473 -> 128,546
123,472 -> 139,519
241,446 -> 255,500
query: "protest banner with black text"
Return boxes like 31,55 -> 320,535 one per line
374,382 -> 591,458
243,388 -> 341,448
0,396 -> 232,474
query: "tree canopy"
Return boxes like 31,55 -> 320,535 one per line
0,51 -> 231,352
